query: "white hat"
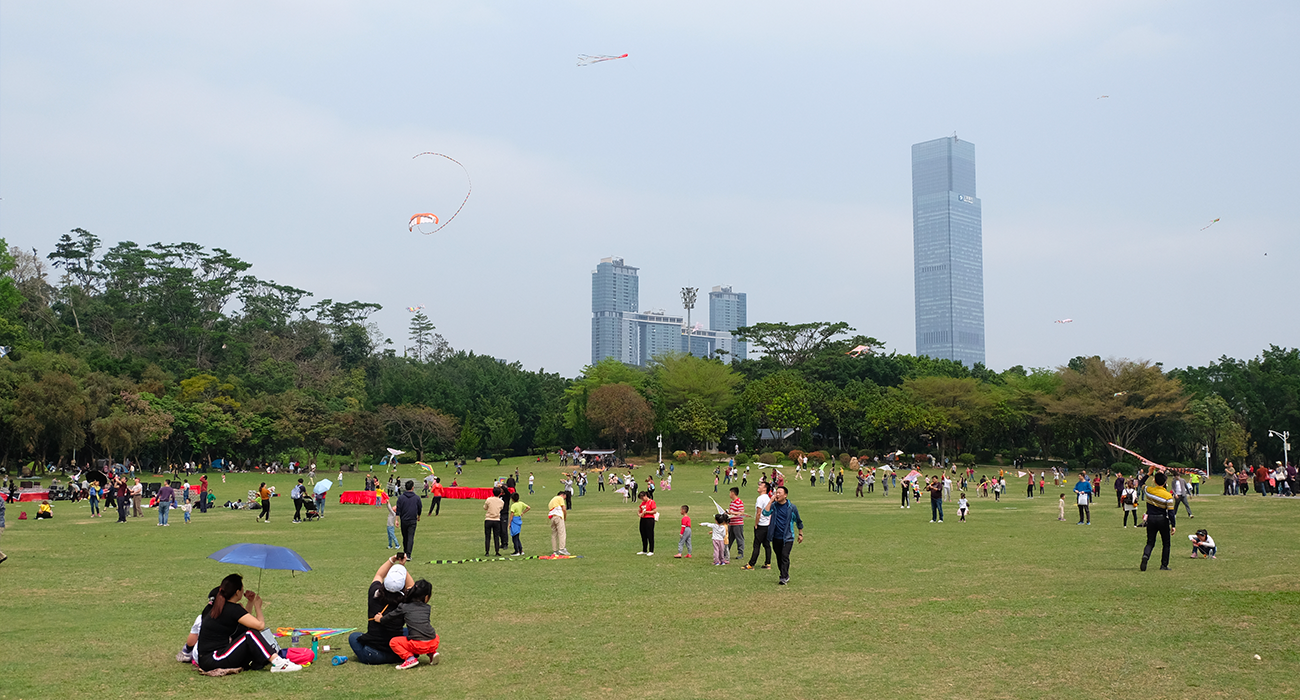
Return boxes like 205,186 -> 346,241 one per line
383,565 -> 408,593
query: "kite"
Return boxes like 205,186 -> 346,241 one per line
1054,319 -> 1073,324
275,627 -> 355,640
416,462 -> 435,476
1200,218 -> 1220,231
408,213 -> 438,233
1097,95 -> 1109,99
902,469 -> 922,483
410,152 -> 472,235
1113,391 -> 1128,397
1017,471 -> 1027,478
577,53 -> 628,67
1107,442 -> 1206,477
846,344 -> 873,357
406,305 -> 425,313
0,346 -> 9,358
709,497 -> 727,516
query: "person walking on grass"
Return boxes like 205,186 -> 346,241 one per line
744,482 -> 773,571
131,478 -> 144,517
1074,472 -> 1092,525
927,476 -> 944,523
675,505 -> 692,559
157,481 -> 175,526
958,492 -> 969,522
386,503 -> 400,549
483,488 -> 505,557
395,480 -> 421,559
255,482 -> 272,523
1171,475 -> 1194,519
548,490 -> 570,556
762,485 -> 803,585
1139,468 -> 1177,571
509,492 -> 530,556
1058,493 -> 1066,521
636,490 -> 658,556
116,477 -> 130,523
291,479 -> 306,523
703,513 -> 730,565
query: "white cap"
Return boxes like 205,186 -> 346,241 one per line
383,565 -> 408,593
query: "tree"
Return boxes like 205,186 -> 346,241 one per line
11,372 -> 90,461
407,311 -> 436,361
653,352 -> 741,413
482,399 -> 522,463
669,398 -> 729,448
454,416 -> 482,457
563,357 -> 648,442
1187,395 -> 1248,467
900,376 -> 994,460
91,391 -> 174,463
586,383 -> 654,456
1042,357 -> 1189,458
380,404 -> 459,461
733,321 -> 876,367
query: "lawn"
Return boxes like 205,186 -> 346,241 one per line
1,457 -> 1296,700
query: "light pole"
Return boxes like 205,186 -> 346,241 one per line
1269,429 -> 1290,471
657,434 -> 663,465
680,287 -> 698,353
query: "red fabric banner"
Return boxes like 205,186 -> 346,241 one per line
438,486 -> 514,500
338,491 -> 390,505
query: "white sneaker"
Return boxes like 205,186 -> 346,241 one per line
646,552 -> 654,556
558,549 -> 571,555
271,657 -> 303,673
636,551 -> 646,555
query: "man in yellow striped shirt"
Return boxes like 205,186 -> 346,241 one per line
1139,469 -> 1177,571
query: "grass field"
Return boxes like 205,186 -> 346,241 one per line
1,458 -> 1296,700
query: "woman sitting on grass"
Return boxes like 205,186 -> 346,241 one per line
196,573 -> 302,674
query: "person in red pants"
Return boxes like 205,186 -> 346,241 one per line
378,579 -> 441,669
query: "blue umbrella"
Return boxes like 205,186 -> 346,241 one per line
208,543 -> 312,589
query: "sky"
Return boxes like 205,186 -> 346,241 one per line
2,1 -> 1296,378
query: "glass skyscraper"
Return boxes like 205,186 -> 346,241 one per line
591,257 -> 639,365
912,136 -> 985,367
708,285 -> 747,360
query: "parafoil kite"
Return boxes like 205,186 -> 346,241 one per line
846,344 -> 873,357
406,305 -> 425,313
577,53 -> 628,67
410,152 -> 472,235
1097,95 -> 1109,99
1200,218 -> 1220,231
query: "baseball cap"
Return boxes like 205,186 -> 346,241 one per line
383,565 -> 408,592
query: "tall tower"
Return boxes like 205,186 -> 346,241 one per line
591,257 -> 639,365
708,285 -> 747,360
912,136 -> 985,367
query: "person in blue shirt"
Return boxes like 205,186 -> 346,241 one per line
762,485 -> 804,585
1073,472 -> 1093,525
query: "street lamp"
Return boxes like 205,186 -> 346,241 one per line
1200,444 -> 1211,477
657,434 -> 663,465
680,286 -> 698,354
1268,429 -> 1290,470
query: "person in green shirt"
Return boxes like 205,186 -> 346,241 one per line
509,492 -> 531,556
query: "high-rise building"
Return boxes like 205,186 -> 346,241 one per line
708,285 -> 747,360
912,136 -> 985,367
591,257 -> 639,365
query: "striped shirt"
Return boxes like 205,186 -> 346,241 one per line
728,498 -> 745,525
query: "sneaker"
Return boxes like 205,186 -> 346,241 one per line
1159,566 -> 1171,570
938,520 -> 943,523
741,565 -> 754,570
559,549 -> 571,555
1140,555 -> 1149,571
930,520 -> 935,523
673,554 -> 682,558
646,552 -> 654,556
427,652 -> 440,665
636,551 -> 646,555
396,657 -> 419,670
176,650 -> 192,663
778,578 -> 788,585
684,554 -> 691,558
761,565 -> 771,569
271,658 -> 303,673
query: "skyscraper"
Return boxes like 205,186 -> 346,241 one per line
591,257 -> 639,365
912,136 -> 985,367
708,285 -> 747,360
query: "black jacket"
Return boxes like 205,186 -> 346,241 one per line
395,490 -> 422,524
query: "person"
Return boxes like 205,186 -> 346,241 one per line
394,480 -> 421,558
675,505 -> 692,558
958,492 -> 969,522
636,490 -> 658,556
130,478 -> 143,517
509,492 -> 530,556
314,484 -> 327,518
428,477 -> 443,516
386,504 -> 400,549
349,554 -> 413,664
199,475 -> 209,514
291,479 -> 306,523
548,490 -> 570,556
496,486 -> 511,554
378,579 -> 440,669
762,485 -> 804,585
1058,493 -> 1066,521
484,488 -> 505,557
743,482 -> 773,570
702,513 -> 730,565
1074,473 -> 1092,525
89,481 -> 101,518
0,495 -> 5,564
157,481 -> 175,526
196,573 -> 302,673
255,482 -> 272,523
726,487 -> 746,561
900,478 -> 911,509
927,476 -> 944,523
1122,479 -> 1141,527
1189,529 -> 1216,559
116,477 -> 130,523
1139,469 -> 1177,571
1171,475 -> 1194,518
528,472 -> 535,495
182,499 -> 193,524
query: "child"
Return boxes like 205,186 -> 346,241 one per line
36,500 -> 53,519
958,492 -> 968,522
1189,529 -> 1216,559
386,504 -> 399,549
509,492 -> 530,556
1057,493 -> 1065,521
703,512 -> 729,565
675,505 -> 692,558
378,579 -> 440,669
182,500 -> 193,524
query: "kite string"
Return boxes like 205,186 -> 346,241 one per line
412,152 -> 472,235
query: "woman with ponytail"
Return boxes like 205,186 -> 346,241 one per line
196,573 -> 303,673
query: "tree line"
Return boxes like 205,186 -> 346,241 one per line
1,234 -> 1296,472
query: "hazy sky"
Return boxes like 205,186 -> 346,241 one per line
2,1 -> 1296,377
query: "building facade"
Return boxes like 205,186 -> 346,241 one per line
708,285 -> 747,360
591,257 -> 639,365
912,136 -> 985,367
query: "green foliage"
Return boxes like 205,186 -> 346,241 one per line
669,398 -> 729,448
733,453 -> 750,465
957,453 -> 976,466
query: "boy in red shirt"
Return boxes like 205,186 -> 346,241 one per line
675,505 -> 692,558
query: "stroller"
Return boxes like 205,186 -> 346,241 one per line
300,497 -> 321,521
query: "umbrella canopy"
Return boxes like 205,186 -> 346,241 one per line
209,543 -> 312,589
313,479 -> 333,495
